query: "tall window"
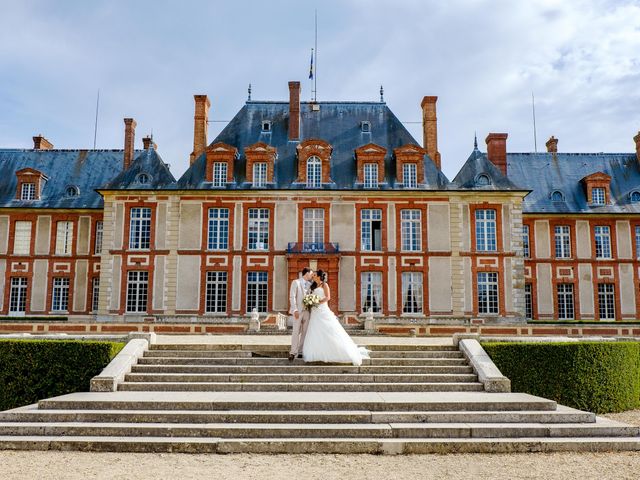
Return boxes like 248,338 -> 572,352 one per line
403,163 -> 417,188
126,271 -> 148,313
303,208 -> 324,244
212,162 -> 227,187
554,225 -> 571,258
475,209 -> 497,252
21,183 -> 36,200
306,156 -> 321,188
94,221 -> 103,254
477,272 -> 499,315
247,271 -> 268,312
55,221 -> 73,255
248,208 -> 269,250
361,209 -> 382,251
364,163 -> 378,189
524,283 -> 532,319
556,283 -> 574,320
594,226 -> 611,259
92,277 -> 100,312
635,226 -> 640,259
205,271 -> 227,313
253,162 -> 267,187
207,208 -> 229,250
598,283 -> 615,319
129,207 -> 151,250
13,221 -> 32,255
51,277 -> 70,312
9,277 -> 28,313
402,272 -> 423,314
592,187 -> 606,205
361,272 -> 382,313
401,209 -> 421,251
523,225 -> 530,258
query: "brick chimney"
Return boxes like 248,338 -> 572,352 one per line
123,118 -> 137,170
288,81 -> 301,141
485,133 -> 508,175
634,131 -> 640,161
420,96 -> 441,170
142,135 -> 157,150
546,136 -> 558,153
33,135 -> 53,150
190,94 -> 210,164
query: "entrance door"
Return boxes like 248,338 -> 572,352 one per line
287,256 -> 340,314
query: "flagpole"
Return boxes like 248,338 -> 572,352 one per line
314,9 -> 317,102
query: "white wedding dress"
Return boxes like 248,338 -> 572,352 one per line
302,287 -> 369,366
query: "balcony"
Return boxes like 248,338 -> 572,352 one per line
287,242 -> 340,254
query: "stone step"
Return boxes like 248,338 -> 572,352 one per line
149,344 -> 459,352
0,418 -> 634,439
116,381 -> 486,393
130,364 -> 469,375
143,350 -> 461,359
123,373 -> 479,384
38,391 -> 558,412
0,406 -> 596,425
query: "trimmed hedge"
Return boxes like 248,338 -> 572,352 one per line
483,341 -> 640,413
0,339 -> 124,410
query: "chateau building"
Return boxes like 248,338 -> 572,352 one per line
0,81 -> 639,323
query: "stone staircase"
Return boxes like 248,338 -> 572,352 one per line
0,341 -> 639,453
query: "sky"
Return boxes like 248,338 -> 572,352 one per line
0,0 -> 639,180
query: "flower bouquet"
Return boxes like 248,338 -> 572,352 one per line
302,293 -> 321,311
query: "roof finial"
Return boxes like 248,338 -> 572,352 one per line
248,83 -> 252,102
380,85 -> 384,103
474,131 -> 478,150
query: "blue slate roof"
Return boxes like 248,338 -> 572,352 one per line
103,148 -> 176,190
506,152 -> 640,214
177,101 -> 449,189
452,147 -> 523,191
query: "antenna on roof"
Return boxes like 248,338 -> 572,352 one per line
93,89 -> 100,149
247,83 -> 252,102
474,132 -> 478,150
380,85 -> 384,103
531,91 -> 538,154
312,9 -> 318,101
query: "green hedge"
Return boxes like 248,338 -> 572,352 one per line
482,341 -> 640,413
0,339 -> 124,410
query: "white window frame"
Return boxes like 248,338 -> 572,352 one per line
207,208 -> 229,251
129,207 -> 152,250
51,277 -> 70,312
92,277 -> 100,312
592,187 -> 606,205
126,271 -> 148,313
9,277 -> 28,313
524,283 -> 533,319
303,208 -> 324,245
13,221 -> 32,255
523,225 -> 530,258
252,162 -> 267,187
205,271 -> 227,314
248,208 -> 269,250
361,272 -> 383,313
554,225 -> 571,259
401,272 -> 423,314
246,271 -> 268,313
594,226 -> 611,259
212,162 -> 228,187
94,221 -> 103,255
306,156 -> 322,188
400,209 -> 422,252
21,183 -> 36,201
598,283 -> 615,320
55,221 -> 74,256
557,283 -> 574,320
475,209 -> 497,252
477,272 -> 499,315
361,209 -> 382,252
363,163 -> 378,189
402,163 -> 417,188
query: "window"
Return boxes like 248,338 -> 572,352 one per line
207,208 -> 229,250
253,162 -> 267,187
92,277 -> 100,312
361,272 -> 382,313
205,271 -> 227,313
361,209 -> 382,251
9,277 -> 28,313
51,277 -> 70,312
247,271 -> 268,312
94,221 -> 103,254
477,272 -> 499,315
303,208 -> 324,245
126,271 -> 148,313
476,174 -> 491,187
475,209 -> 497,252
55,221 -> 73,255
598,283 -> 615,320
361,121 -> 371,133
401,209 -> 421,251
551,191 -> 564,202
631,191 -> 640,203
557,283 -> 574,320
248,208 -> 269,250
261,121 -> 271,132
594,226 -> 611,259
212,162 -> 227,187
136,173 -> 150,185
523,225 -> 530,258
13,221 -> 32,255
403,163 -> 417,188
592,187 -> 606,205
554,225 -> 571,258
306,156 -> 322,188
129,207 -> 151,250
636,226 -> 640,259
524,283 -> 533,319
65,185 -> 79,197
363,163 -> 378,189
21,183 -> 36,200
402,272 -> 423,314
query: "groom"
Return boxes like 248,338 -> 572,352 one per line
288,267 -> 314,362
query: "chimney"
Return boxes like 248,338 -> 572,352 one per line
190,94 -> 210,164
485,133 -> 508,175
288,81 -> 301,141
634,131 -> 640,161
33,135 -> 53,150
123,118 -> 137,170
546,136 -> 558,153
142,135 -> 157,150
420,96 -> 441,169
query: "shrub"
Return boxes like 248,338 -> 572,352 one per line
0,339 -> 124,410
482,341 -> 640,413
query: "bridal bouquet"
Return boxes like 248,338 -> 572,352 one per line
302,293 -> 321,311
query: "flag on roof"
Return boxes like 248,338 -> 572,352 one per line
309,49 -> 314,80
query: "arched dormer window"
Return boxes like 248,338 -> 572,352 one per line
296,139 -> 333,187
630,191 -> 640,203
550,190 -> 565,202
475,174 -> 491,187
136,173 -> 151,185
65,185 -> 79,197
306,156 -> 322,188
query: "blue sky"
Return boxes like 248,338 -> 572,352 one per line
1,0 -> 639,179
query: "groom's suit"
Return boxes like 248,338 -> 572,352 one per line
289,277 -> 311,356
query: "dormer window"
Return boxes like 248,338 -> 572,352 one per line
306,156 -> 322,188
361,121 -> 371,133
205,142 -> 237,187
394,144 -> 426,188
364,164 -> 378,189
476,174 -> 491,187
581,172 -> 611,206
592,187 -> 606,205
245,142 -> 276,188
65,185 -> 79,197
253,162 -> 267,187
403,164 -> 417,188
261,121 -> 271,132
212,162 -> 228,187
135,173 -> 150,185
551,190 -> 565,202
21,183 -> 36,200
296,139 -> 333,187
15,168 -> 47,201
355,143 -> 386,188
630,191 -> 640,203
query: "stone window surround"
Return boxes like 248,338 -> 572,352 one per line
295,139 -> 333,185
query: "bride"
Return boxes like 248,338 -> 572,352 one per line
302,270 -> 369,366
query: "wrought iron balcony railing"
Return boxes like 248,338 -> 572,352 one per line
287,242 -> 340,254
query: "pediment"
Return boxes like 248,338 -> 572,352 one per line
355,143 -> 387,156
393,144 -> 426,156
207,142 -> 237,154
581,171 -> 611,183
16,167 -> 45,177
